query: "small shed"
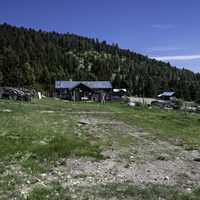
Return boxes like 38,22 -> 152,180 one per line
113,89 -> 127,96
112,89 -> 127,100
158,92 -> 176,100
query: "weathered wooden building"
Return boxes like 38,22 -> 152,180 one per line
55,81 -> 112,101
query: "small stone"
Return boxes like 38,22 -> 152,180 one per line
78,120 -> 90,125
124,163 -> 129,168
174,138 -> 184,146
138,128 -> 144,132
186,188 -> 192,193
59,160 -> 65,165
129,156 -> 135,162
191,170 -> 196,175
40,173 -> 46,178
67,175 -> 71,179
39,141 -> 47,145
1,109 -> 12,112
184,145 -> 195,151
164,176 -> 169,181
157,155 -> 166,161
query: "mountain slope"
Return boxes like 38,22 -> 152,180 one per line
0,23 -> 200,100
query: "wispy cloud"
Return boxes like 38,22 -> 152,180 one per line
149,46 -> 183,52
151,54 -> 200,61
152,24 -> 174,29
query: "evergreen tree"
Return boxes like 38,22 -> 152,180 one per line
0,23 -> 199,100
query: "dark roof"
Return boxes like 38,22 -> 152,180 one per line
55,81 -> 112,89
158,92 -> 175,97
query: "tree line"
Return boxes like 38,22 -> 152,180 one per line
0,23 -> 200,100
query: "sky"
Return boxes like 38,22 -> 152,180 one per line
0,0 -> 200,73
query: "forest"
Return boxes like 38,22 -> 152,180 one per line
0,23 -> 200,100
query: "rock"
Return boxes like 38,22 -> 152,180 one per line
164,176 -> 169,181
116,185 -> 127,192
55,192 -> 59,196
137,128 -> 144,132
190,150 -> 200,160
186,188 -> 192,193
40,173 -> 47,178
71,180 -> 80,185
1,109 -> 12,112
193,158 -> 200,162
124,163 -> 129,168
157,155 -> 166,161
61,182 -> 68,189
158,197 -> 166,200
184,145 -> 195,151
59,160 -> 65,165
78,119 -> 90,125
174,138 -> 184,146
129,155 -> 135,162
87,176 -> 94,183
39,140 -> 47,145
71,194 -> 78,199
128,102 -> 136,107
40,110 -> 55,113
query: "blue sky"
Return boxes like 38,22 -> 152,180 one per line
0,0 -> 200,72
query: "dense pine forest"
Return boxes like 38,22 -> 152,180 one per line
0,23 -> 200,100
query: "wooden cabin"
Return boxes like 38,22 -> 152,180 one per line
55,81 -> 112,102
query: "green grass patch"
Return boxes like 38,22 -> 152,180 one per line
21,134 -> 103,174
30,135 -> 102,160
118,106 -> 200,148
97,183 -> 200,200
26,184 -> 71,200
0,99 -> 103,175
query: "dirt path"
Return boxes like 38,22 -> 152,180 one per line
74,114 -> 200,189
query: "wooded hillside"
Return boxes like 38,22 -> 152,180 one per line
0,23 -> 200,100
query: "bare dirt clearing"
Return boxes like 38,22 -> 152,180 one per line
69,114 -> 200,188
18,113 -> 200,199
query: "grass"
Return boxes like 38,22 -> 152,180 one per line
0,98 -> 200,199
118,106 -> 200,147
25,183 -> 200,200
21,134 -> 102,174
26,184 -> 71,200
1,98 -> 200,162
97,183 -> 200,200
0,98 -> 103,174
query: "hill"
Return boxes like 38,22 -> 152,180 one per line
0,23 -> 200,100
